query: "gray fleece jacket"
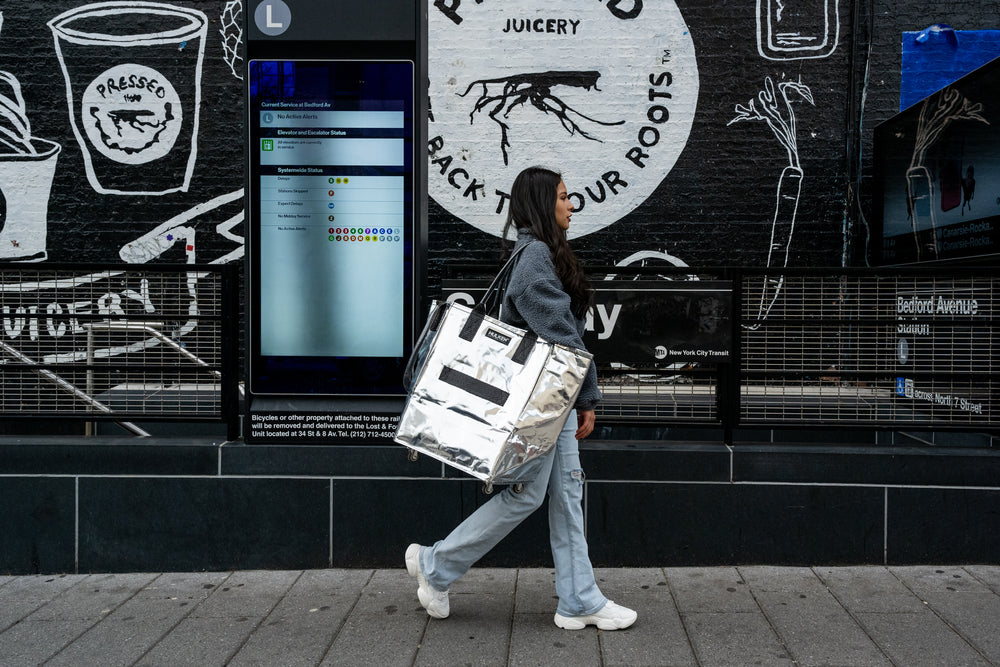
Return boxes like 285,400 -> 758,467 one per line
500,228 -> 602,411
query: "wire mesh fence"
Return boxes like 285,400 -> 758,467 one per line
740,269 -> 996,429
443,265 -> 997,432
3,263 -> 993,437
0,264 -> 238,428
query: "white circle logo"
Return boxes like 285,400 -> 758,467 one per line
255,0 -> 292,37
429,2 -> 699,239
654,345 -> 668,360
82,64 -> 182,165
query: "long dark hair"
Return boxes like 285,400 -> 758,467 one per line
501,166 -> 593,318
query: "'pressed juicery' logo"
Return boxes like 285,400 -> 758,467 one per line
429,0 -> 698,239
82,63 -> 182,164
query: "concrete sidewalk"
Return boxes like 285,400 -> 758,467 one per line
1,566 -> 998,666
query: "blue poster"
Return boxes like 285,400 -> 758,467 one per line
901,26 -> 1000,110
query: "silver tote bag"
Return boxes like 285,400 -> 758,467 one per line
395,249 -> 592,489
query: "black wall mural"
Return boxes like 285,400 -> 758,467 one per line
0,1 -> 244,266
426,0 -> 851,289
0,0 -> 993,280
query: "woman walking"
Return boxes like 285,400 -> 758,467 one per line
405,166 -> 637,631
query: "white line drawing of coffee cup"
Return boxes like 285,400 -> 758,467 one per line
49,2 -> 207,196
0,57 -> 62,261
0,138 -> 61,261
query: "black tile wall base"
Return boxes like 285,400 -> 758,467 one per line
0,437 -> 218,476
586,482 -> 885,566
0,478 -> 75,574
582,441 -> 730,481
331,479 -> 553,568
222,441 -> 442,477
888,488 -> 1000,563
733,444 -> 1000,487
3,437 -> 1000,572
78,478 -> 330,572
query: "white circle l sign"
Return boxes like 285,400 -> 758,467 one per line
255,1 -> 291,37
429,1 -> 699,239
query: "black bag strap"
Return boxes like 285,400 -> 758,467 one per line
403,300 -> 448,390
459,244 -> 527,342
476,244 -> 529,317
456,244 -> 538,364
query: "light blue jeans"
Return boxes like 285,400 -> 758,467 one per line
420,410 -> 607,617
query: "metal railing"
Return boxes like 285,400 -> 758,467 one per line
0,264 -> 239,439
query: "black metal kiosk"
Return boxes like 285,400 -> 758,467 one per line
244,0 -> 427,443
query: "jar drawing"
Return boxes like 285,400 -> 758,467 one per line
756,0 -> 840,60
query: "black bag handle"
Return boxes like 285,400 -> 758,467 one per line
457,244 -> 537,364
476,244 -> 529,317
403,300 -> 448,391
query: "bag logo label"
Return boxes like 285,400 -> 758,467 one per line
485,328 -> 512,346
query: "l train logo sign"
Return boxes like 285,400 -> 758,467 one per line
428,1 -> 699,239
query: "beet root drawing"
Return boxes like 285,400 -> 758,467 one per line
459,70 -> 624,165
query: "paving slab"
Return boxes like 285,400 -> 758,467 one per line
853,611 -> 990,667
135,571 -> 230,600
289,569 -> 374,597
46,616 -> 185,667
48,588 -> 215,666
190,569 -> 300,618
891,565 -> 1000,661
595,567 -> 696,667
666,567 -> 757,613
739,566 -> 890,666
25,573 -> 157,621
135,614 -> 262,666
415,569 -> 516,667
965,565 -> 1000,593
925,593 -> 1000,664
814,566 -> 928,614
679,610 -> 794,666
415,594 -> 514,667
889,566 -> 1000,663
0,618 -> 98,666
0,566 -> 994,666
508,612 -> 601,667
229,569 -> 372,666
322,569 -> 426,667
0,573 -> 86,601
229,599 -> 357,667
511,568 -> 559,614
0,574 -> 87,631
892,565 -> 991,597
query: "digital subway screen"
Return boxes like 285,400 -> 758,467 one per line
249,60 -> 414,395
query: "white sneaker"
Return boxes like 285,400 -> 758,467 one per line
404,543 -> 450,619
554,600 -> 637,630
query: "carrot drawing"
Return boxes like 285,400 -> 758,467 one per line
728,76 -> 814,324
906,88 -> 988,260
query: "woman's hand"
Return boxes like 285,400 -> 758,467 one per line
576,409 -> 595,440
